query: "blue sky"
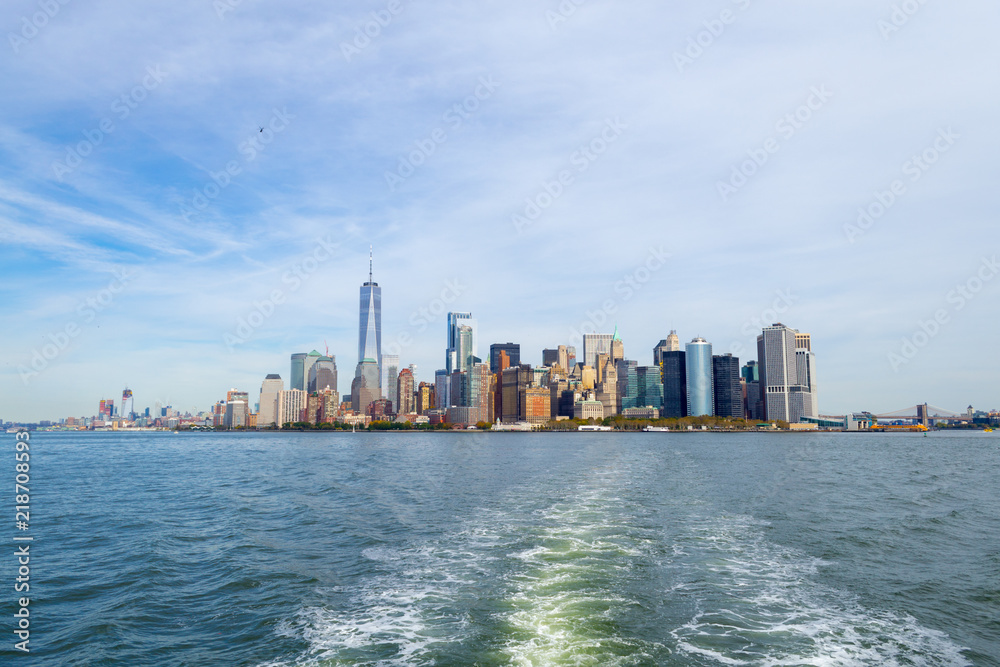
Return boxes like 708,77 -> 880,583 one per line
2,0 -> 998,422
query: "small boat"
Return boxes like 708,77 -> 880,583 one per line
578,425 -> 612,432
643,426 -> 670,432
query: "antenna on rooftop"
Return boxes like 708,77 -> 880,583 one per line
369,245 -> 373,283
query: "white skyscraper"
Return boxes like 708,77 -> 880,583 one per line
583,333 -> 614,369
258,374 -> 284,427
757,323 -> 813,423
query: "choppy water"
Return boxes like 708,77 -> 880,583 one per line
5,430 -> 998,665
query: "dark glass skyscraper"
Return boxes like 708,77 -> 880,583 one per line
357,248 -> 382,391
490,343 -> 520,373
712,353 -> 743,419
661,350 -> 687,418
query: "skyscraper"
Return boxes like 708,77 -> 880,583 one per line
685,338 -> 714,417
121,388 -> 134,419
290,353 -> 307,391
308,356 -> 338,393
712,354 -> 743,419
351,359 -> 380,414
583,333 -> 613,368
637,366 -> 663,410
795,334 -> 818,418
654,330 -> 681,367
357,247 -> 382,392
258,374 -> 284,427
757,323 -> 811,423
381,353 -> 399,406
396,368 -> 415,415
303,350 -> 323,389
446,312 -> 477,374
490,343 -> 520,373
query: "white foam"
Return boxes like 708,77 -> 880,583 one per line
670,515 -> 973,666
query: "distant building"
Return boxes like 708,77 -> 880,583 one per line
396,368 -> 415,416
583,333 -> 613,368
446,312 -> 477,374
757,323 -> 812,423
524,387 -> 551,425
622,406 -> 659,420
712,354 -> 743,419
351,359 -> 380,414
490,343 -> 520,373
358,248 -> 382,394
685,338 -> 714,417
636,366 -> 663,409
277,389 -> 306,426
574,395 -> 604,420
258,374 -> 284,427
617,359 -> 639,411
290,353 -> 308,391
661,350 -> 687,418
309,356 -> 338,394
542,348 -> 560,367
381,353 -> 399,408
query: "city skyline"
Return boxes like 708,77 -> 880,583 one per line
3,2 -> 999,422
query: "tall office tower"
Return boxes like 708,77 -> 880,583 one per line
450,370 -> 470,410
397,368 -> 415,415
99,399 -> 112,420
566,346 -> 577,369
434,369 -> 451,409
290,353 -> 308,391
302,350 -> 323,389
381,354 -> 399,407
741,360 -> 759,382
617,359 -> 638,411
501,365 -> 533,423
795,334 -> 818,418
685,338 -> 714,417
409,364 -> 417,382
416,383 -> 433,414
583,333 -> 613,368
225,399 -> 248,429
446,312 -> 477,374
357,247 -> 382,392
666,330 -> 680,351
121,388 -> 134,419
596,356 -> 619,417
636,366 -> 664,409
489,343 -> 520,374
258,374 -> 284,427
542,348 -> 560,367
557,345 -> 569,372
712,354 -> 743,419
457,325 -> 475,373
277,388 -> 307,427
493,350 -> 511,419
351,359 -> 380,414
661,350 -> 688,418
309,356 -> 338,393
610,332 -> 624,363
757,323 -> 810,423
653,340 -> 669,367
469,363 -> 493,424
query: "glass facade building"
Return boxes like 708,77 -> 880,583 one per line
712,354 -> 743,419
489,343 -> 520,373
661,350 -> 687,418
290,353 -> 307,392
685,338 -> 714,417
636,366 -> 663,410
